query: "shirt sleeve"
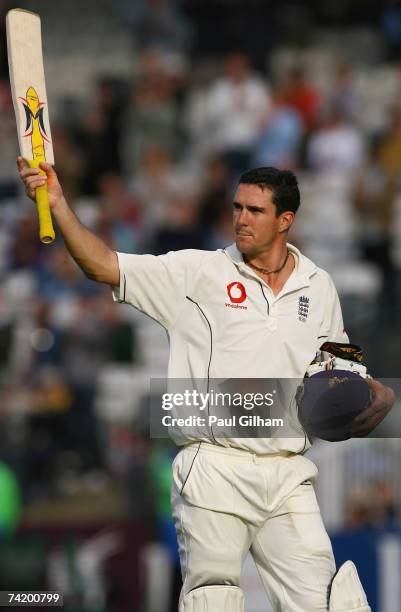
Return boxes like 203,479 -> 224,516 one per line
111,250 -> 205,330
318,273 -> 349,344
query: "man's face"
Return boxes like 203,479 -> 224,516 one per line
233,183 -> 288,255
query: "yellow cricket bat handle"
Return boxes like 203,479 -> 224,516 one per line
28,159 -> 55,244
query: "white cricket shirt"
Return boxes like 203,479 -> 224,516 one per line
112,243 -> 348,454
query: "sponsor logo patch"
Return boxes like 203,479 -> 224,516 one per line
226,281 -> 247,309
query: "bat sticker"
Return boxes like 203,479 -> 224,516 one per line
19,86 -> 50,161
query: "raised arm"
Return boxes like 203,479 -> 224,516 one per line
17,157 -> 119,286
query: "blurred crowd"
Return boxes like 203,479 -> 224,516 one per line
0,2 -> 400,607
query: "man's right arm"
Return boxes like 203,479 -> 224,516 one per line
17,157 -> 119,286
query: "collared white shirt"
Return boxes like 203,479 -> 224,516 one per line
112,243 -> 348,453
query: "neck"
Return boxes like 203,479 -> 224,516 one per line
242,244 -> 295,295
243,243 -> 289,271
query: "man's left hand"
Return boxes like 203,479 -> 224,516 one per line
351,379 -> 395,437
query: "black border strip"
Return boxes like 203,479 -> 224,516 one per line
185,296 -> 218,445
259,282 -> 270,315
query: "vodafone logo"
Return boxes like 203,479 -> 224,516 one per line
227,281 -> 247,304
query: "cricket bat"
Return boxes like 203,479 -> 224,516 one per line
6,8 -> 55,244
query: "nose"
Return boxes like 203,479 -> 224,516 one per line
236,207 -> 249,226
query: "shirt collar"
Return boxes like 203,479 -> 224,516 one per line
223,242 -> 317,286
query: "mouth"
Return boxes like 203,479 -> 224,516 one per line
236,232 -> 253,237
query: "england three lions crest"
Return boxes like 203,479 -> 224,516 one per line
298,295 -> 310,323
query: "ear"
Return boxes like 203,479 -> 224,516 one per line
279,211 -> 295,233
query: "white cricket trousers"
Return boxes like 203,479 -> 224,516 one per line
171,442 -> 336,612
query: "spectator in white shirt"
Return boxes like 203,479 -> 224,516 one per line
307,105 -> 365,176
201,52 -> 271,178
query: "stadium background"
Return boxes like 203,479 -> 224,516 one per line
0,0 -> 401,610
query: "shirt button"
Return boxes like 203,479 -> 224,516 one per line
268,319 -> 277,331
271,305 -> 278,315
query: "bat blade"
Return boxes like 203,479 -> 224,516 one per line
6,8 -> 55,244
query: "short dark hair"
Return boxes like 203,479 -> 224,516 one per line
238,167 -> 300,216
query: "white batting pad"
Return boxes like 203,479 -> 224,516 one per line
329,560 -> 371,611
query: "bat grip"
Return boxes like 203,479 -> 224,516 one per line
28,160 -> 55,244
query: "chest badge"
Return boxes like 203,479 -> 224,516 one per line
298,295 -> 310,322
226,281 -> 247,309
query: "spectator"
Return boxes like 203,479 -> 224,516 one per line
131,145 -> 198,247
51,124 -> 83,204
281,66 -> 320,132
326,61 -> 360,124
307,104 -> 365,175
119,0 -> 191,52
353,136 -> 397,289
121,50 -> 180,178
76,77 -> 126,195
151,191 -> 205,254
8,214 -> 41,270
252,83 -> 304,169
198,157 -> 231,229
183,60 -> 223,161
378,104 -> 401,179
200,52 -> 271,178
205,208 -> 234,250
96,171 -> 141,253
345,480 -> 399,530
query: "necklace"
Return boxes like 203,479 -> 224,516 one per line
244,249 -> 289,275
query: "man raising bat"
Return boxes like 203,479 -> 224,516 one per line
18,158 -> 395,612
